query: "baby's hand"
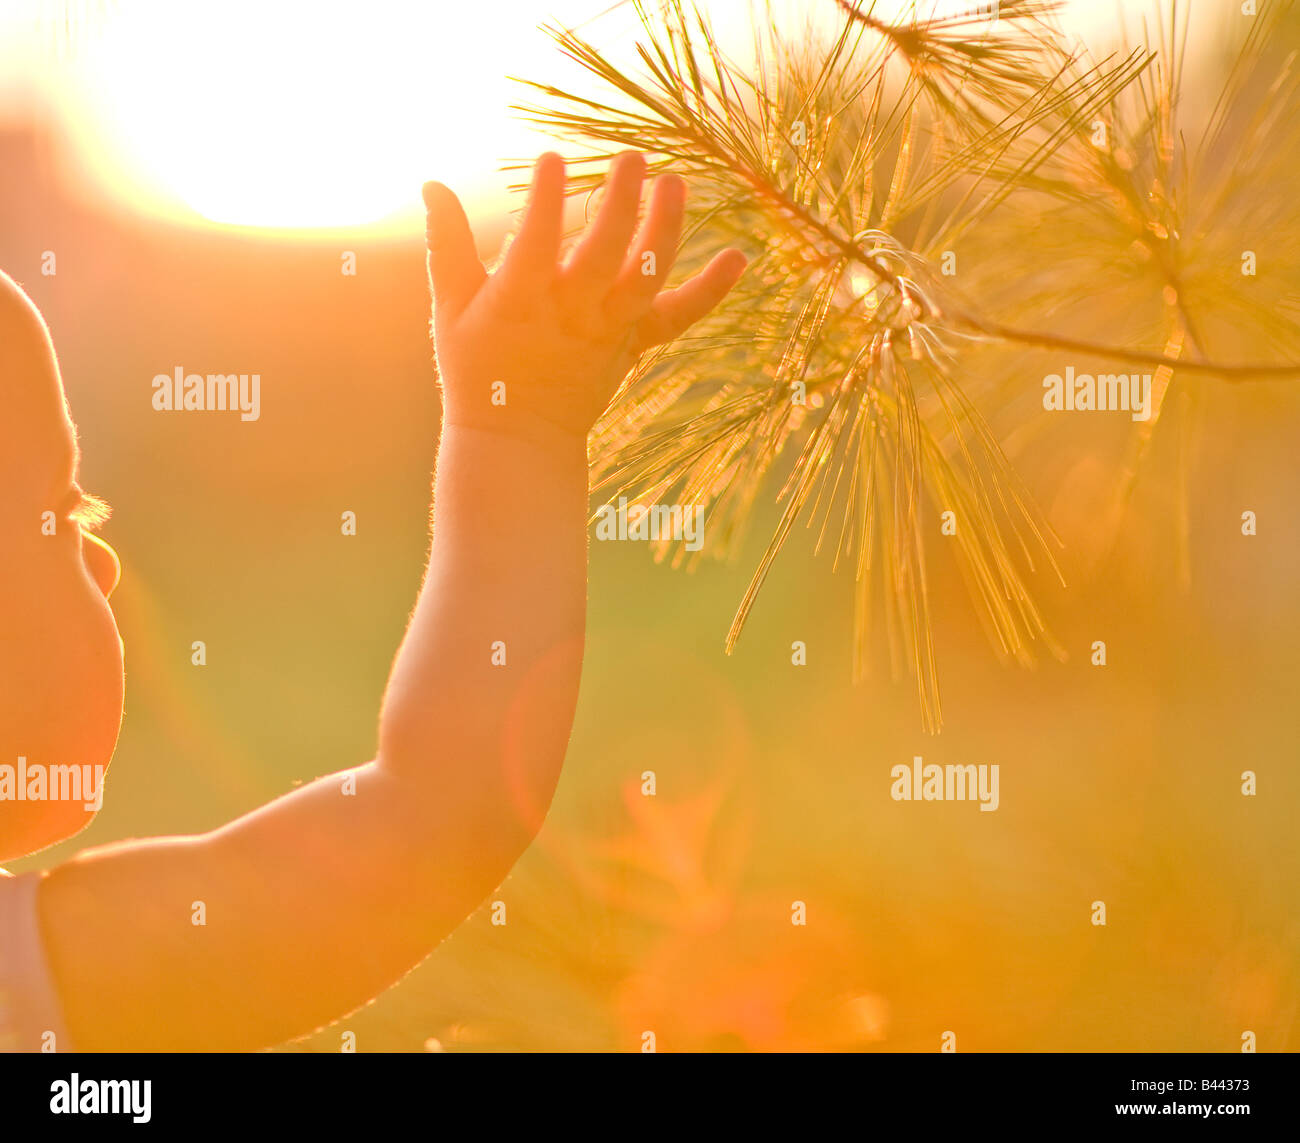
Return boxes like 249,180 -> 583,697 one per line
423,151 -> 747,442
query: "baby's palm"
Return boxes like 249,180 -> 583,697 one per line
424,151 -> 747,440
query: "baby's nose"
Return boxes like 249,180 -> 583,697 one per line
83,532 -> 122,598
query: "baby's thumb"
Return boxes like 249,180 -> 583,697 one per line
422,181 -> 486,316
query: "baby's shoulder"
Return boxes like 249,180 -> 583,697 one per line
0,870 -> 73,1052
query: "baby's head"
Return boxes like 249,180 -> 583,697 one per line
1,269 -> 123,862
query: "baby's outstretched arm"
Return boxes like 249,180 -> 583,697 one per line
34,152 -> 746,1050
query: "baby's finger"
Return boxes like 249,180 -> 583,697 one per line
558,151 -> 645,308
634,247 -> 748,348
497,152 -> 565,304
601,174 -> 686,325
423,181 -> 487,318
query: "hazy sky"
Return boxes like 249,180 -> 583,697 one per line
0,0 -> 1179,234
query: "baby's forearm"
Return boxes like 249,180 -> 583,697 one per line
378,416 -> 590,864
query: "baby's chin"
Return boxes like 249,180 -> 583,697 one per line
0,778 -> 105,864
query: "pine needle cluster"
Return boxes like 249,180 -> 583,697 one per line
510,0 -> 1300,730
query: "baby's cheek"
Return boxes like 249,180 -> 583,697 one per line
0,570 -> 124,766
0,632 -> 117,860
0,534 -> 123,861
71,597 -> 126,765
0,792 -> 99,864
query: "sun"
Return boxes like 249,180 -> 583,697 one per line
50,0 -> 598,234
27,0 -> 1109,235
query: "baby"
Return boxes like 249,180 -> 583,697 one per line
0,151 -> 746,1051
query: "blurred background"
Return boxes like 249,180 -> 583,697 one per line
1,0 -> 1296,1050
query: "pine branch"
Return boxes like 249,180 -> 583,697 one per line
509,0 -> 1300,730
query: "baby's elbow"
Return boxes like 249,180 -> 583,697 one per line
375,735 -> 557,874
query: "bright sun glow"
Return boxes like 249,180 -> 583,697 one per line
7,0 -> 1111,235
52,0 -> 626,234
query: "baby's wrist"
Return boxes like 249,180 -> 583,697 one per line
440,409 -> 590,460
